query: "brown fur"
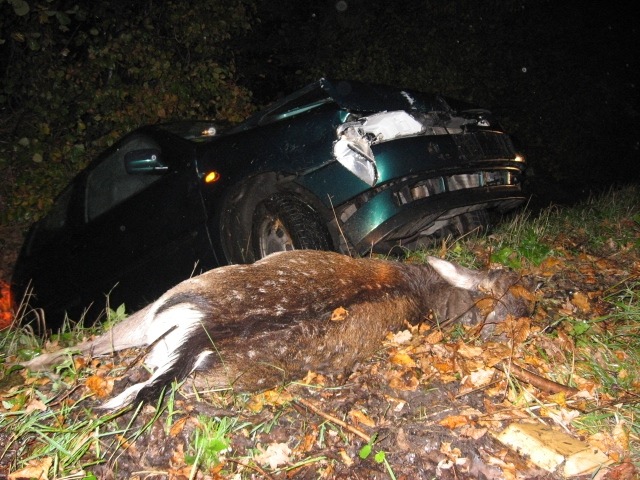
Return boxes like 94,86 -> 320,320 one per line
24,250 -> 534,408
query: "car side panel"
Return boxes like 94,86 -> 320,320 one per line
70,143 -> 217,317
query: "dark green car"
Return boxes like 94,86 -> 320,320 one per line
12,79 -> 526,330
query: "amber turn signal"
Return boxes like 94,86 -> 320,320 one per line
204,171 -> 221,183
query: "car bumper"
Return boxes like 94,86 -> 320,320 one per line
332,168 -> 526,253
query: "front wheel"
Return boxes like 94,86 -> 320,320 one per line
449,209 -> 491,236
252,194 -> 332,259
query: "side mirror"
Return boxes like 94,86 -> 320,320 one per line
124,149 -> 167,174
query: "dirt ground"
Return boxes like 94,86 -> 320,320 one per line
3,240 -> 638,479
1,203 -> 639,479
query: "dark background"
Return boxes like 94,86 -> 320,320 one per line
235,1 -> 638,190
1,0 -> 638,224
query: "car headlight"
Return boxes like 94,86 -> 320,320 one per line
333,126 -> 378,186
332,111 -> 424,187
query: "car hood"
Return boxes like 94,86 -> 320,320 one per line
319,78 -> 451,113
231,78 -> 480,133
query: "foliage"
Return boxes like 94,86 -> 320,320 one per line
491,225 -> 552,269
359,432 -> 397,479
2,0 -> 638,226
186,416 -> 234,470
0,0 -> 256,223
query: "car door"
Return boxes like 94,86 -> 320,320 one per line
11,181 -> 87,325
70,133 -> 216,318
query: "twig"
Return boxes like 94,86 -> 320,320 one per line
494,361 -> 579,395
227,459 -> 276,480
293,397 -> 371,443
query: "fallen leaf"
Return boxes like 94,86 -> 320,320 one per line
461,368 -> 495,390
9,457 -> 53,480
389,352 -> 416,368
330,306 -> 348,321
246,394 -> 265,412
475,297 -> 497,317
457,343 -> 483,359
389,329 -> 413,344
85,374 -> 113,398
424,329 -> 444,344
169,416 -> 189,437
115,433 -> 136,451
299,430 -> 318,453
545,391 -> 568,408
571,291 -> 591,312
439,441 -> 463,460
538,257 -> 563,276
439,415 -> 469,429
494,316 -> 531,344
73,356 -> 88,370
612,420 -> 630,451
24,375 -> 50,387
349,409 -> 376,428
170,442 -> 187,470
546,406 -> 580,428
459,424 -> 488,440
254,442 -> 292,469
301,370 -> 327,387
481,342 -> 511,366
387,427 -> 408,451
433,361 -> 455,374
508,283 -> 537,302
387,370 -> 419,391
592,459 -> 637,480
556,329 -> 575,351
24,398 -> 47,413
264,389 -> 294,406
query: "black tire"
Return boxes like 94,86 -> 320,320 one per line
422,209 -> 490,245
252,194 -> 332,259
449,209 -> 490,236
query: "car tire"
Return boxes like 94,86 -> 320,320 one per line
252,194 -> 332,259
450,209 -> 490,236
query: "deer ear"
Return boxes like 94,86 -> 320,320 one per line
426,256 -> 486,291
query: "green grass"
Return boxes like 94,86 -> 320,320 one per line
186,416 -> 235,470
1,184 -> 639,477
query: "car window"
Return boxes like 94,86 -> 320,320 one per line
86,136 -> 163,221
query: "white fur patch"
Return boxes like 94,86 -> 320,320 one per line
99,382 -> 148,410
144,303 -> 205,369
192,350 -> 213,370
427,256 -> 480,291
100,303 -> 206,410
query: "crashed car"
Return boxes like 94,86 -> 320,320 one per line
12,78 -> 526,330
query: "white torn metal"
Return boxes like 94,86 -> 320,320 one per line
333,110 -> 424,186
333,129 -> 378,186
341,110 -> 424,144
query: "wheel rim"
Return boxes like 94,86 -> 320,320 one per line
255,216 -> 295,256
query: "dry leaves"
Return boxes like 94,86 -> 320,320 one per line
8,457 -> 53,480
330,306 -> 348,321
348,409 -> 376,428
85,374 -> 114,398
254,442 -> 292,469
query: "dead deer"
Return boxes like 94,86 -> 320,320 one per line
23,250 -> 533,410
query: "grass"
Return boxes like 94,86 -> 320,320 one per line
1,184 -> 639,477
